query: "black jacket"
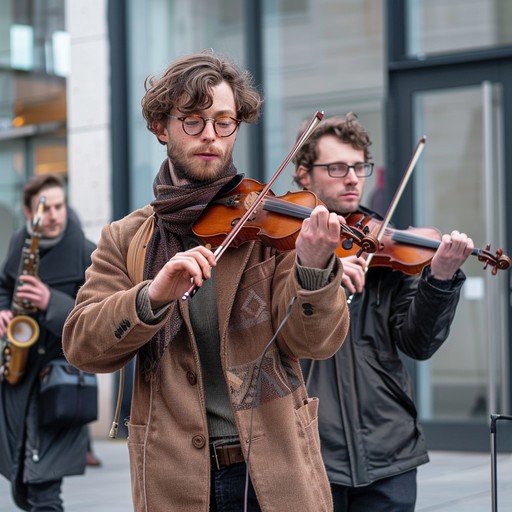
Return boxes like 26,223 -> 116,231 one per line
0,213 -> 95,510
301,206 -> 466,487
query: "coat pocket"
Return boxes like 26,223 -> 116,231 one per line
127,422 -> 146,509
294,397 -> 332,511
295,397 -> 322,459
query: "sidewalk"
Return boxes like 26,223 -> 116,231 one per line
1,440 -> 511,511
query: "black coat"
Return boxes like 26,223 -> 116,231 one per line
0,214 -> 95,510
301,206 -> 466,487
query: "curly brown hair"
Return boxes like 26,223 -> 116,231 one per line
292,113 -> 372,185
141,50 -> 262,143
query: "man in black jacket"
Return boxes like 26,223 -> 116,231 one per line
0,174 -> 96,511
293,114 -> 473,512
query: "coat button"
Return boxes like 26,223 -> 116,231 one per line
302,303 -> 314,316
192,435 -> 206,449
186,371 -> 197,385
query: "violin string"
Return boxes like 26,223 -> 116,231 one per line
391,230 -> 440,249
262,197 -> 366,246
392,229 -> 484,258
263,197 -> 311,219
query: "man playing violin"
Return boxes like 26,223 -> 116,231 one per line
293,113 -> 474,512
63,51 -> 350,512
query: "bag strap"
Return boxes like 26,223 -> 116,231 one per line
110,212 -> 155,439
126,213 -> 155,284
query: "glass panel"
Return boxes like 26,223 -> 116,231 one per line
406,0 -> 512,57
33,135 -> 68,175
10,24 -> 34,70
262,0 -> 386,200
0,0 -> 67,74
127,0 -> 247,208
0,139 -> 26,261
413,84 -> 507,421
0,0 -> 68,251
0,0 -> 67,133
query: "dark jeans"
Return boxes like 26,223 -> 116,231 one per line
26,479 -> 63,512
210,462 -> 261,512
331,469 -> 417,512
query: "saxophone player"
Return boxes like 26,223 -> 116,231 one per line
0,174 -> 96,511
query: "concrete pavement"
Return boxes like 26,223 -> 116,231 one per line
1,439 -> 511,511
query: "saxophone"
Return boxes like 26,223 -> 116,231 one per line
0,197 -> 45,385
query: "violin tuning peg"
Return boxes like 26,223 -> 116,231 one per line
342,239 -> 354,250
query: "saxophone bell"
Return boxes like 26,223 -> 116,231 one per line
1,317 -> 39,384
7,315 -> 39,347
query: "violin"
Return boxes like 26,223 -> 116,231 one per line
192,178 -> 380,256
344,213 -> 511,276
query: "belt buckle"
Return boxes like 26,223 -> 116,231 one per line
211,441 -> 222,471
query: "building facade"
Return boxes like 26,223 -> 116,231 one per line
1,0 -> 512,449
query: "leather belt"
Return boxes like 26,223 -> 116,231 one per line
210,442 -> 245,470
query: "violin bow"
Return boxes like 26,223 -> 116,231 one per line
182,111 -> 325,300
346,136 -> 426,304
364,136 -> 427,267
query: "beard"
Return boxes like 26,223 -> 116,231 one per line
166,138 -> 234,186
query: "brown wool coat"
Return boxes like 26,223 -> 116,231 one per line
63,205 -> 349,512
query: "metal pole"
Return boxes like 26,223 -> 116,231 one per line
490,414 -> 512,512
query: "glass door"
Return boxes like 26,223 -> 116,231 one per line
412,83 -> 509,431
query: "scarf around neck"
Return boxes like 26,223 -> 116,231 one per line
140,158 -> 238,380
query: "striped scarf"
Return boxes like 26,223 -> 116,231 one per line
139,159 -> 237,380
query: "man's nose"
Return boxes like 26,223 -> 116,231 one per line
46,208 -> 58,219
344,168 -> 360,184
200,119 -> 217,141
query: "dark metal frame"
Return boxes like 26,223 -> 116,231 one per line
491,414 -> 512,511
108,0 -> 130,221
244,1 -> 265,183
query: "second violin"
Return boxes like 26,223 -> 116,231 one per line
345,213 -> 511,276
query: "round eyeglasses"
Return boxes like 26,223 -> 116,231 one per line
310,162 -> 374,178
168,115 -> 241,137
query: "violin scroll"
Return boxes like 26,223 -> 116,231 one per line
478,245 -> 511,275
338,224 -> 380,256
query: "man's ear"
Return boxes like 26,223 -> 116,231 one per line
296,165 -> 311,189
153,121 -> 169,144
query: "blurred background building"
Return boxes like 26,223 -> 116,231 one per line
1,0 -> 512,451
